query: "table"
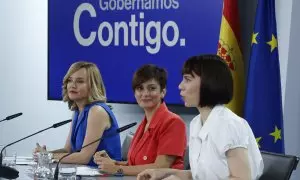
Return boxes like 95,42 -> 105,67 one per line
15,165 -> 137,180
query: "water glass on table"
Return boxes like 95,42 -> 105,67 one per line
58,166 -> 77,180
2,151 -> 17,168
34,151 -> 53,179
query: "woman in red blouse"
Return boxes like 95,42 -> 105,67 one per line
94,64 -> 187,176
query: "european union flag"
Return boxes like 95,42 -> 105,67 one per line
244,0 -> 284,153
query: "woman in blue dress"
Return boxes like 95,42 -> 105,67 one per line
35,61 -> 121,166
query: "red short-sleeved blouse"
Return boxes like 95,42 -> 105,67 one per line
127,102 -> 187,169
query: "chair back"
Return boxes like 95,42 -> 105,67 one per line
184,146 -> 190,170
121,133 -> 134,161
259,151 -> 299,180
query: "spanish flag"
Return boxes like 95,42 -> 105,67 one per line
217,0 -> 244,116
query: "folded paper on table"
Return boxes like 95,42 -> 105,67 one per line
76,166 -> 103,176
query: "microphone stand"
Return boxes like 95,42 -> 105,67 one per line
54,122 -> 137,180
0,126 -> 54,179
0,126 -> 53,165
54,137 -> 103,179
0,119 -> 72,179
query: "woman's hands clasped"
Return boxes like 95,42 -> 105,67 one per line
93,150 -> 119,174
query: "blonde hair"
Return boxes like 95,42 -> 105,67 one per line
62,61 -> 107,110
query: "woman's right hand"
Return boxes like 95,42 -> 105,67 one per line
34,143 -> 47,153
137,169 -> 171,180
93,150 -> 115,165
32,143 -> 47,161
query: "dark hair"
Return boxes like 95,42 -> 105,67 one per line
132,64 -> 167,91
182,54 -> 233,107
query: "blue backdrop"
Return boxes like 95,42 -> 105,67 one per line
48,0 -> 223,104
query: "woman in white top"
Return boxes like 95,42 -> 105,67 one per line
137,54 -> 264,180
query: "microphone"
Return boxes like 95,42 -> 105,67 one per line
53,119 -> 72,128
0,112 -> 23,123
0,119 -> 72,179
117,122 -> 137,133
54,122 -> 137,180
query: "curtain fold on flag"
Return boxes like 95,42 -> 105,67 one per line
217,0 -> 245,116
244,0 -> 284,153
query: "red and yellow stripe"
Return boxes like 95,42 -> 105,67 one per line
217,0 -> 245,116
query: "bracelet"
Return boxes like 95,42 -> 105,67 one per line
114,166 -> 124,177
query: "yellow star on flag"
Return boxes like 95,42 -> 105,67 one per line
267,34 -> 278,52
270,126 -> 281,143
256,137 -> 262,148
252,32 -> 259,45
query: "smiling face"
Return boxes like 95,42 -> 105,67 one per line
134,79 -> 165,110
178,72 -> 201,107
66,68 -> 89,103
132,64 -> 168,110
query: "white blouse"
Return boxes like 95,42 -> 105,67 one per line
189,105 -> 264,180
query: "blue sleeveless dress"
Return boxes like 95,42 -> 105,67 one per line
70,102 -> 121,166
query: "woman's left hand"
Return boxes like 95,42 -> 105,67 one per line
98,162 -> 119,174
